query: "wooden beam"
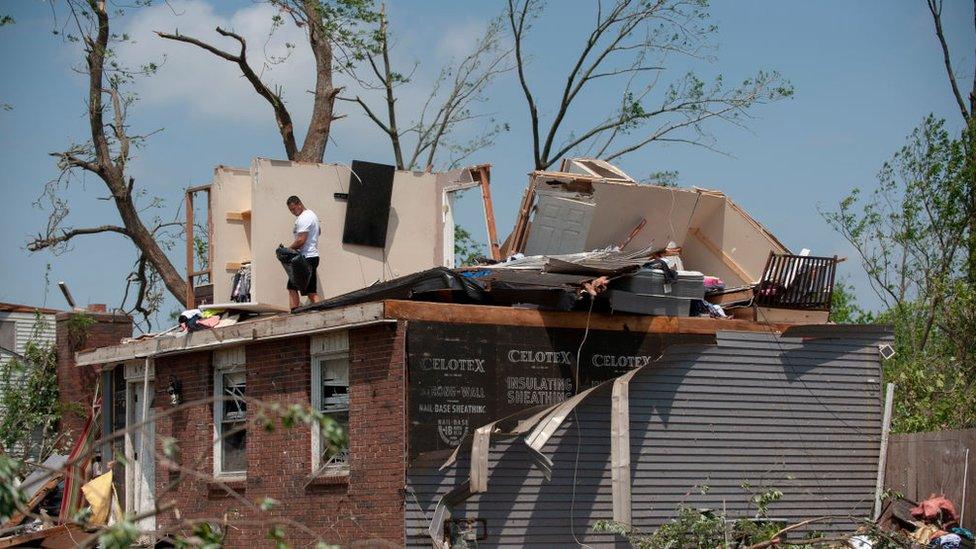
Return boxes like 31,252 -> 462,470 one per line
75,302 -> 387,366
506,177 -> 538,255
382,300 -> 792,334
185,183 -> 212,194
688,227 -> 755,284
477,166 -> 501,260
0,474 -> 62,530
225,210 -> 251,222
185,189 -> 195,308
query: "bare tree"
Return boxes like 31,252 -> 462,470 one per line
506,0 -> 793,171
924,0 -> 976,283
157,0 -> 378,163
340,9 -> 512,171
28,0 -> 188,317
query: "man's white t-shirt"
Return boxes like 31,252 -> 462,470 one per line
293,209 -> 320,258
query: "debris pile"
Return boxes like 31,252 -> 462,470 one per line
875,494 -> 974,548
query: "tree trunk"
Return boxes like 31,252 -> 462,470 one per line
296,0 -> 336,163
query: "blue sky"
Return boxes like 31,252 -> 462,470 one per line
0,1 -> 973,323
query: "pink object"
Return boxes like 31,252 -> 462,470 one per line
704,276 -> 724,288
910,494 -> 960,524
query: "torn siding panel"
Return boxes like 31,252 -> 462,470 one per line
406,330 -> 887,547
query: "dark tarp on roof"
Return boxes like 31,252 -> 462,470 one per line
294,266 -> 603,313
295,267 -> 488,312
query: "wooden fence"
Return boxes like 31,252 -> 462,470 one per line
884,429 -> 975,528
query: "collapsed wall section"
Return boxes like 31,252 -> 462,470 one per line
406,328 -> 888,547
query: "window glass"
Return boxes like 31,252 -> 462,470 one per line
216,366 -> 246,475
315,355 -> 349,473
0,321 -> 15,353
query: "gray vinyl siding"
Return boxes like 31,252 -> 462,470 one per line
0,311 -> 57,419
406,329 -> 887,547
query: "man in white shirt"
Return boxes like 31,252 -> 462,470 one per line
286,195 -> 321,308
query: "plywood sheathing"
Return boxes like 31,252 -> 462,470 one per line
210,166 -> 252,303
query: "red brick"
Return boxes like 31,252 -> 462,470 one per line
152,322 -> 407,546
55,311 -> 132,437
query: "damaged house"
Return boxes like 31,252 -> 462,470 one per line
18,158 -> 890,547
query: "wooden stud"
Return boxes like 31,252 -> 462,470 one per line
185,189 -> 195,308
477,166 -> 501,261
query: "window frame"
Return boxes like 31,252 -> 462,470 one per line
213,347 -> 247,479
310,332 -> 350,476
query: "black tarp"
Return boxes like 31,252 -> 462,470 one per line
342,160 -> 396,247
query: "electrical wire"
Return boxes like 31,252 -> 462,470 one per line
570,297 -> 596,549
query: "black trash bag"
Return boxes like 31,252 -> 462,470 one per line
276,245 -> 311,290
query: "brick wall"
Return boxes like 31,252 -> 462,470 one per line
55,311 -> 132,438
153,322 -> 406,546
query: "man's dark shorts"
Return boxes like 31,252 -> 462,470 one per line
286,256 -> 319,295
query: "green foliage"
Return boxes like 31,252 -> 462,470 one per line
65,312 -> 96,349
594,486 -> 789,548
174,521 -> 224,548
270,0 -> 379,69
259,496 -> 280,511
97,519 -> 140,549
822,115 -> 976,431
0,315 -> 63,462
454,226 -> 485,267
646,170 -> 680,187
267,403 -> 348,460
828,279 -> 873,324
267,524 -> 289,549
0,454 -> 26,523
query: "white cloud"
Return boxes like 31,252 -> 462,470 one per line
115,1 -> 504,165
119,0 -> 315,123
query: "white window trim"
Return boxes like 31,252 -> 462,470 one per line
310,332 -> 349,475
213,347 -> 246,479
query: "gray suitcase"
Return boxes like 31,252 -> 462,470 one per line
608,290 -> 694,316
612,269 -> 705,299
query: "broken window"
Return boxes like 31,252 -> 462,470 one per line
0,320 -> 15,354
310,332 -> 349,475
213,347 -> 246,476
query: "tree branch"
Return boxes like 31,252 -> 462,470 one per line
156,28 -> 299,159
27,225 -> 129,252
926,0 -> 971,121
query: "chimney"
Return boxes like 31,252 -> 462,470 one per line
55,309 -> 133,438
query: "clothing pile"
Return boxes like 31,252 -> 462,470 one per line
230,263 -> 251,303
907,495 -> 973,548
177,309 -> 221,332
878,494 -> 973,549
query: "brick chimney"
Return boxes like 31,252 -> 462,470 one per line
55,308 -> 132,438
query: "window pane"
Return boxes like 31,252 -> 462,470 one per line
319,411 -> 349,471
222,423 -> 246,472
0,321 -> 14,351
222,372 -> 246,421
318,357 -> 349,414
